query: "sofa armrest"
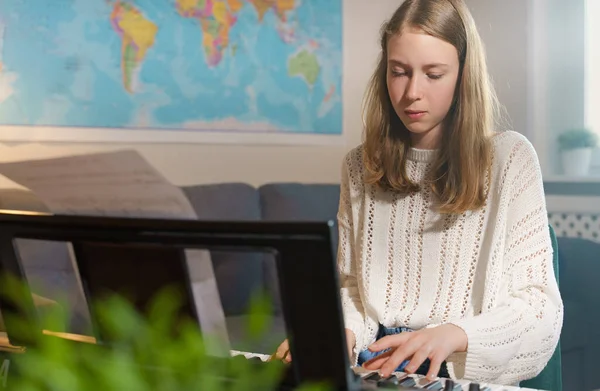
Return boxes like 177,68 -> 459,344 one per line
557,237 -> 600,305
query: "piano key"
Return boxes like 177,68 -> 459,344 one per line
479,385 -> 520,391
364,372 -> 382,382
442,379 -> 463,391
424,380 -> 444,390
417,376 -> 436,387
229,350 -> 270,362
231,350 -> 534,391
455,379 -> 474,391
470,382 -> 503,391
353,366 -> 376,378
398,376 -> 417,388
377,374 -> 401,387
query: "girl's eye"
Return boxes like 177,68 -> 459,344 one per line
428,74 -> 443,80
391,71 -> 407,77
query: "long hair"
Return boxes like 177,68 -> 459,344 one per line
362,0 -> 503,214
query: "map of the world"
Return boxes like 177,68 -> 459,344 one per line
0,0 -> 342,137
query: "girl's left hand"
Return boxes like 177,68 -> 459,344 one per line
362,324 -> 468,380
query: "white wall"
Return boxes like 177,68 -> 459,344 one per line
464,0 -> 530,140
5,1 -> 579,189
0,1 -> 402,189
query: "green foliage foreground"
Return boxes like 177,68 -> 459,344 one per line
0,278 -> 332,391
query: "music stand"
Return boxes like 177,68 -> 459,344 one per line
0,210 -> 359,391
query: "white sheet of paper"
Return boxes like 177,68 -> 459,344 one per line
0,150 -> 230,351
0,150 -> 198,219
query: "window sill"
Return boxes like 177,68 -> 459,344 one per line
543,175 -> 600,197
544,175 -> 600,183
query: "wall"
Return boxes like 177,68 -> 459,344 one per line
464,0 -> 530,140
3,1 -> 585,189
0,1 -> 401,189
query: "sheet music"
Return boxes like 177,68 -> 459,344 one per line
0,150 -> 198,219
0,150 -> 230,347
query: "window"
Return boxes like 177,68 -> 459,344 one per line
530,0 -> 598,177
586,0 -> 600,173
585,0 -> 600,136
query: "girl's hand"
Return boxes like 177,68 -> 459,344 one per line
362,324 -> 468,380
345,328 -> 356,360
274,328 -> 356,364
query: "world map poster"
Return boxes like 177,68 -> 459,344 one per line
0,0 -> 343,144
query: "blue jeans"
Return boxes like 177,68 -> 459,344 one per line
357,324 -> 449,377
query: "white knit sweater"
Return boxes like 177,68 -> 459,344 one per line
337,131 -> 563,385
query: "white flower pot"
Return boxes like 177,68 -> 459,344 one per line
562,148 -> 593,176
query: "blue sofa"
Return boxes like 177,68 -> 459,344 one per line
0,183 -> 598,390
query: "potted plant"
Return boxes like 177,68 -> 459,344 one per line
0,279 -> 331,391
557,128 -> 598,176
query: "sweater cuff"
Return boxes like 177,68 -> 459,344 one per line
344,318 -> 364,366
448,319 -> 492,380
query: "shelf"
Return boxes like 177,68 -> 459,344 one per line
544,175 -> 600,183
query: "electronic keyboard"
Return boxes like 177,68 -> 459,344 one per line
230,350 -> 545,391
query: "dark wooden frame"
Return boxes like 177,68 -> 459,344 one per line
0,211 -> 359,391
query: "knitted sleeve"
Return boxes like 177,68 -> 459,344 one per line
450,139 -> 564,384
337,150 -> 365,362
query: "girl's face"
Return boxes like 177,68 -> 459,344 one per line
386,28 -> 460,149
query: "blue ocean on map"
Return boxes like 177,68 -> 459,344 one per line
0,0 -> 342,135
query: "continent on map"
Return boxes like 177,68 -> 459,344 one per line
0,22 -> 16,104
0,0 -> 342,135
110,1 -> 158,93
0,24 -> 4,74
287,49 -> 320,87
249,0 -> 295,22
176,0 -> 241,67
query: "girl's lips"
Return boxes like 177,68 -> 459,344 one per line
405,111 -> 426,120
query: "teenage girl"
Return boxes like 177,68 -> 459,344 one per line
275,0 -> 563,386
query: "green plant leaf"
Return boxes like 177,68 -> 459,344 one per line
557,128 -> 598,150
0,275 -> 336,391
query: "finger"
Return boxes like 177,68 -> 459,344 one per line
284,350 -> 292,363
404,344 -> 431,374
380,339 -> 421,377
368,332 -> 411,352
362,349 -> 394,370
425,353 -> 444,381
274,340 -> 289,360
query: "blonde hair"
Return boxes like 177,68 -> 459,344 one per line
362,0 -> 502,214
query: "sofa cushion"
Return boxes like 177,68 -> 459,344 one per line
183,183 -> 261,220
182,183 -> 267,317
258,183 -> 340,247
554,236 -> 600,390
561,299 -> 586,353
556,237 -> 600,305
